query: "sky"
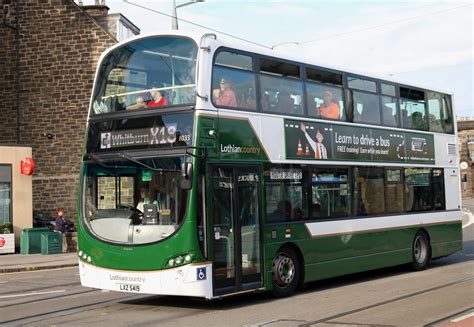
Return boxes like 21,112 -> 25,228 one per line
89,0 -> 473,118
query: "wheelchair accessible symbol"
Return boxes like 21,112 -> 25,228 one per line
197,267 -> 206,280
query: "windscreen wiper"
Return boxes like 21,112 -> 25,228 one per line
84,153 -> 134,170
117,152 -> 180,173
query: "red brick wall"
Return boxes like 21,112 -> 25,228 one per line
0,0 -> 117,220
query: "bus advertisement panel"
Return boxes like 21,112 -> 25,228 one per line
285,119 -> 435,164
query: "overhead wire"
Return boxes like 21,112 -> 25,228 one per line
122,1 -> 471,50
298,3 -> 473,45
122,0 -> 272,50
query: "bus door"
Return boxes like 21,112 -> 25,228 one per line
209,165 -> 263,295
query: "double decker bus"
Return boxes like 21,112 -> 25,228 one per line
78,31 -> 462,299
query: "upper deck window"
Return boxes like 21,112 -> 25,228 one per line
215,51 -> 253,71
212,50 -> 256,110
91,36 -> 198,115
306,68 -> 342,86
347,76 -> 377,93
260,58 -> 300,79
259,59 -> 303,115
427,91 -> 454,134
381,83 -> 396,97
400,87 -> 428,131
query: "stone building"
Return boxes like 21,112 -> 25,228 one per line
458,118 -> 474,198
0,0 -> 139,222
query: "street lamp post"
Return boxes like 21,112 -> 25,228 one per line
172,0 -> 204,30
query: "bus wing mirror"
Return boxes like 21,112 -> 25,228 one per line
181,162 -> 193,190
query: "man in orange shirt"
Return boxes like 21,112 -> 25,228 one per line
318,90 -> 340,120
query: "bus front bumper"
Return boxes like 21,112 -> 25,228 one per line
79,260 -> 213,299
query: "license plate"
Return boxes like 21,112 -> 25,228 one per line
117,283 -> 141,293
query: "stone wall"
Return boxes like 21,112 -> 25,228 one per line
0,0 -> 118,220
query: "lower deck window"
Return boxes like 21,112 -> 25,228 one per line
264,165 -> 447,223
265,167 -> 307,222
405,168 -> 432,212
310,168 -> 349,219
353,167 -> 385,216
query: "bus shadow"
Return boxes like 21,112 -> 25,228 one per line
120,241 -> 473,310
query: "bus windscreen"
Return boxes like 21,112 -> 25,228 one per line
91,36 -> 198,115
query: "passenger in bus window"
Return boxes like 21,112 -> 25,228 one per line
126,96 -> 147,110
147,87 -> 168,108
311,202 -> 322,219
268,200 -> 292,222
292,207 -> 304,221
261,93 -> 271,111
428,114 -> 443,132
244,88 -> 256,110
274,91 -> 294,113
214,78 -> 237,107
317,91 -> 340,120
382,106 -> 397,126
411,111 -> 427,130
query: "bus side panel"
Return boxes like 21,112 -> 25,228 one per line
263,221 -> 462,288
425,222 -> 463,259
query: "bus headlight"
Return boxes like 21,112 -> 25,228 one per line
167,253 -> 193,267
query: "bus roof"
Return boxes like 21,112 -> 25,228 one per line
106,30 -> 454,96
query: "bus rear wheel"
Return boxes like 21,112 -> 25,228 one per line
411,230 -> 431,271
271,247 -> 300,297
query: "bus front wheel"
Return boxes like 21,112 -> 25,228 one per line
271,247 -> 300,297
411,230 -> 431,271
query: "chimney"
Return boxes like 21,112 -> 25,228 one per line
80,4 -> 109,17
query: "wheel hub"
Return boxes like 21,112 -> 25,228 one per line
414,236 -> 427,263
272,253 -> 295,286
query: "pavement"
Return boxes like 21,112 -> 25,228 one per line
0,252 -> 78,273
0,197 -> 472,274
462,196 -> 474,207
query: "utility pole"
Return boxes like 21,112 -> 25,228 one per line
171,0 -> 204,30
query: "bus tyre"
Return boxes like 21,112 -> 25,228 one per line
271,247 -> 300,298
411,230 -> 431,271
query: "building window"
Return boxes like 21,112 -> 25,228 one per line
467,135 -> 474,144
265,166 -> 307,223
0,165 -> 12,226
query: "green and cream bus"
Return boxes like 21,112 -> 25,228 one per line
78,31 -> 462,299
